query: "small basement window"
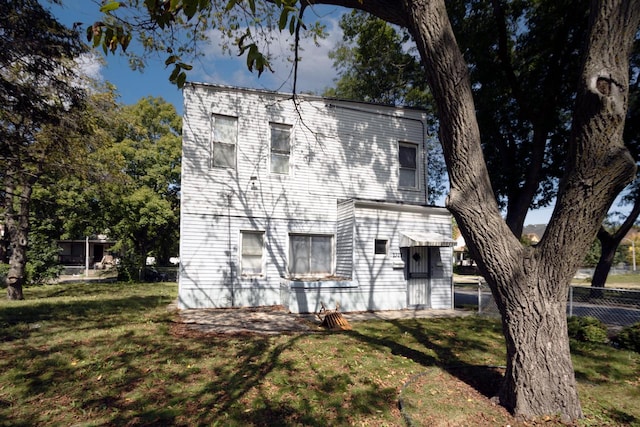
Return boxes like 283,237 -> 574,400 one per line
374,239 -> 388,255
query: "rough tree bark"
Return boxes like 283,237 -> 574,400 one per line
306,0 -> 638,419
395,0 -> 639,420
4,170 -> 34,300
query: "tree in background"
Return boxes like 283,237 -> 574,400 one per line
99,97 -> 181,280
324,11 -> 447,204
27,84 -> 122,284
90,0 -> 639,420
0,0 -> 87,299
26,90 -> 181,283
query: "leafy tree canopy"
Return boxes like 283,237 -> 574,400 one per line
1,0 -> 88,298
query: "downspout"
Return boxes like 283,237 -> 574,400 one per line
226,192 -> 234,306
85,236 -> 89,278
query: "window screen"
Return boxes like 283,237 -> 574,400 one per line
212,115 -> 237,168
399,143 -> 418,188
270,124 -> 291,174
241,231 -> 264,275
289,234 -> 332,276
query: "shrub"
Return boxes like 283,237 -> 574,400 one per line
567,316 -> 608,344
0,263 -> 8,289
613,322 -> 640,353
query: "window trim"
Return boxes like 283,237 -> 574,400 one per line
374,239 -> 389,256
398,141 -> 419,190
240,230 -> 265,277
288,233 -> 334,278
211,114 -> 238,169
269,122 -> 292,175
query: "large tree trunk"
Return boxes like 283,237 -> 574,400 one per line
394,0 -> 639,420
495,270 -> 581,418
4,173 -> 33,300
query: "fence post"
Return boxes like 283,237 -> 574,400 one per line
477,277 -> 482,314
568,285 -> 573,317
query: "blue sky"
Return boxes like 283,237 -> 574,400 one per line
49,2 -> 569,225
51,2 -> 347,115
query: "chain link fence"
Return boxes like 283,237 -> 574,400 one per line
454,279 -> 640,328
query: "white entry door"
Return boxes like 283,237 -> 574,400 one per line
406,247 -> 431,307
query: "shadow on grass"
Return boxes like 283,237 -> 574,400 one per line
2,286 -> 399,426
0,295 -> 174,342
348,316 -> 505,400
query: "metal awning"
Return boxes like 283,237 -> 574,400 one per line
399,231 -> 456,248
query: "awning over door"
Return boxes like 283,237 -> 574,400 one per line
399,231 -> 456,248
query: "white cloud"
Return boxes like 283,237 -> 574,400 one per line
75,52 -> 104,82
192,8 -> 346,95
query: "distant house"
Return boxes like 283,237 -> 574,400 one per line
523,224 -> 547,243
58,236 -> 115,273
178,83 -> 455,313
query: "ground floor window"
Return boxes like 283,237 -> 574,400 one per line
374,239 -> 388,255
241,231 -> 264,275
289,234 -> 333,276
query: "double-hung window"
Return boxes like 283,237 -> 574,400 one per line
241,231 -> 264,275
211,115 -> 237,168
399,142 -> 418,189
270,123 -> 291,174
289,234 -> 333,277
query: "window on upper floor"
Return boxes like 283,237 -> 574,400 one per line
399,142 -> 418,189
211,114 -> 237,169
241,231 -> 264,275
270,123 -> 291,174
289,234 -> 333,277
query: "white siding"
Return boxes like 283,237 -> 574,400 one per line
179,83 -> 452,312
352,203 -> 452,310
181,85 -> 429,221
336,200 -> 355,278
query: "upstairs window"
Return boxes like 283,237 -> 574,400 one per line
241,231 -> 264,275
270,123 -> 291,174
399,142 -> 418,188
211,115 -> 237,168
289,234 -> 333,276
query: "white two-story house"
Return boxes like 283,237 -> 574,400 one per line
178,83 -> 454,313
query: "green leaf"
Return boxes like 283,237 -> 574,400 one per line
105,27 -> 114,44
184,0 -> 198,19
176,72 -> 187,88
169,65 -> 181,82
224,0 -> 237,12
289,14 -> 295,35
99,1 -> 121,13
278,9 -> 288,31
120,33 -> 132,51
165,55 -> 180,66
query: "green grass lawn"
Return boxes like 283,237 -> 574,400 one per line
0,282 -> 638,426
